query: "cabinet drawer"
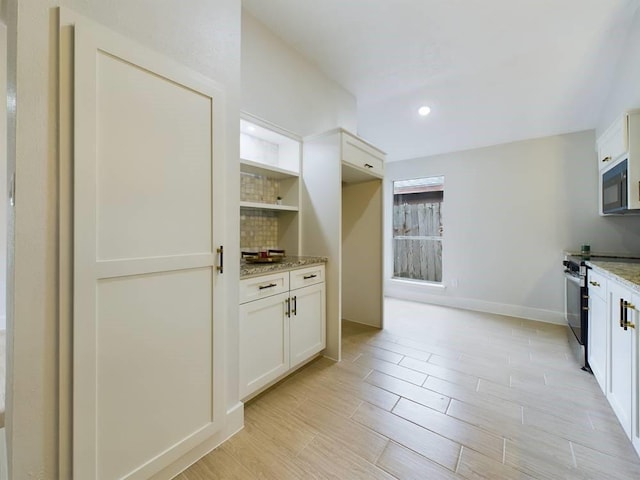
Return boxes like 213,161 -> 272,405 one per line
240,271 -> 290,304
588,270 -> 607,300
597,115 -> 628,171
290,264 -> 325,290
342,133 -> 384,178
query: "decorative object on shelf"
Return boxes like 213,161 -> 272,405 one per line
276,196 -> 282,205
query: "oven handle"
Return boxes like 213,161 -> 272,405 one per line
564,272 -> 583,286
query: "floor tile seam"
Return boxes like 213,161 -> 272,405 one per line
389,401 -> 506,460
421,380 -> 525,415
426,359 -> 513,386
367,365 -> 427,386
567,436 -> 640,466
371,337 -> 457,358
365,343 -> 435,362
292,402 -> 394,466
520,405 -> 626,438
363,375 -> 450,412
454,445 -> 464,473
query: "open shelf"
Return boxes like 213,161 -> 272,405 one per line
240,201 -> 299,212
241,158 -> 299,179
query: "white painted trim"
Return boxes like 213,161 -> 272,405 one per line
148,406 -> 244,480
0,428 -> 6,480
385,287 -> 565,325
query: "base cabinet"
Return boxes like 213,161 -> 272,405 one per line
239,265 -> 326,399
239,292 -> 290,399
608,281 -> 637,438
290,282 -> 326,369
588,271 -> 608,390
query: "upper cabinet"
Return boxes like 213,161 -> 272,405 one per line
340,130 -> 385,183
597,114 -> 628,171
240,115 -> 302,255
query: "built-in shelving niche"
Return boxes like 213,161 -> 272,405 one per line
240,115 -> 302,254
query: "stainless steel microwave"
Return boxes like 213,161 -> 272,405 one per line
602,159 -> 628,214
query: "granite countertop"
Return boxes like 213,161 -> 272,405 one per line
240,255 -> 327,278
587,260 -> 640,294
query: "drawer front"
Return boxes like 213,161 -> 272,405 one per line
290,264 -> 325,290
342,133 -> 384,177
588,270 -> 607,300
240,271 -> 290,304
597,116 -> 627,171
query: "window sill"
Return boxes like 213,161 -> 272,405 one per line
390,277 -> 446,289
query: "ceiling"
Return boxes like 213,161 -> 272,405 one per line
242,0 -> 640,161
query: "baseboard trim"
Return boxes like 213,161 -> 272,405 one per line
150,403 -> 244,480
385,286 -> 565,325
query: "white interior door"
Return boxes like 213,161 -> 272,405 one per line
71,19 -> 226,480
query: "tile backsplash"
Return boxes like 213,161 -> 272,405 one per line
240,208 -> 279,251
241,172 -> 280,204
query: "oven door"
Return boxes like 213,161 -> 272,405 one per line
565,271 -> 584,344
602,159 -> 628,214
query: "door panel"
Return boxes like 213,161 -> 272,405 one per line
70,17 -> 226,479
290,283 -> 326,368
95,52 -> 212,261
609,282 -> 633,437
239,292 -> 289,398
96,269 -> 212,480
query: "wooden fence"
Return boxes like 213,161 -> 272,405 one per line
393,202 -> 442,282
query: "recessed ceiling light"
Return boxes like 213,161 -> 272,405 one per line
418,106 -> 431,117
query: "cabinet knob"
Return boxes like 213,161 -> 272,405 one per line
602,156 -> 612,163
589,281 -> 600,287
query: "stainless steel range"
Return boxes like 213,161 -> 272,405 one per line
563,256 -> 590,372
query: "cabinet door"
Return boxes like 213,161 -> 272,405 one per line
239,292 -> 290,398
630,291 -> 640,456
589,291 -> 608,391
608,281 -> 635,437
588,270 -> 608,391
290,283 -> 326,369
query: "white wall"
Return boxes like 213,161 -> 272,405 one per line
3,0 -> 241,477
385,130 -> 640,323
598,3 -> 640,132
241,10 -> 357,136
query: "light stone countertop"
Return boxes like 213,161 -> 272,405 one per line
587,260 -> 640,295
240,255 -> 327,279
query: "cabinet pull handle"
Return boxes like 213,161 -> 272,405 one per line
292,295 -> 297,316
216,246 -> 224,274
589,281 -> 600,287
623,301 -> 636,330
285,298 -> 290,318
259,283 -> 277,290
620,298 -> 625,328
303,274 -> 317,280
364,163 -> 374,169
602,156 -> 612,163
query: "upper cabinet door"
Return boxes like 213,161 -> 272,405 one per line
67,14 -> 227,480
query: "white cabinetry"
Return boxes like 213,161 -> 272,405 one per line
239,265 -> 326,399
588,270 -> 608,391
239,292 -> 290,398
608,281 -> 637,438
240,114 -> 302,255
303,129 -> 385,361
597,115 -> 628,171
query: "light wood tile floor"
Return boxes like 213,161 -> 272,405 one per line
176,298 -> 640,479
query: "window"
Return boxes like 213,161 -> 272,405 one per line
392,176 -> 444,283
